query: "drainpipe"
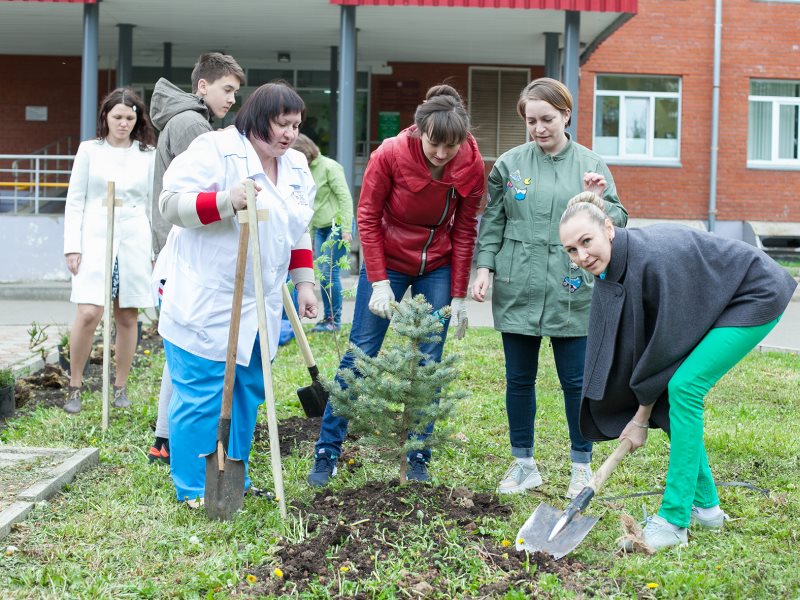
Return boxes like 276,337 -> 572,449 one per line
708,0 -> 722,232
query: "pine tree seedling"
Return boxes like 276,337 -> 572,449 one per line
325,294 -> 467,483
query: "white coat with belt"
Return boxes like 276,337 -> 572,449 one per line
63,139 -> 156,308
156,126 -> 315,366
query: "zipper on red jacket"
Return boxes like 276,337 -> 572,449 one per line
418,186 -> 455,276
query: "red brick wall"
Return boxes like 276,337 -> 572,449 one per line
579,0 -> 800,222
0,55 -> 114,154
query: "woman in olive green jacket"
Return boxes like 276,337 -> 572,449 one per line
472,78 -> 627,498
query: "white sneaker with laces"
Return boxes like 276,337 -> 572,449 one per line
497,460 -> 543,494
619,514 -> 688,552
566,464 -> 593,498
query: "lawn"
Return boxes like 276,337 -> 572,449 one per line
0,326 -> 798,599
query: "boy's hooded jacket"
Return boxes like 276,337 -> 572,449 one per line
149,78 -> 213,257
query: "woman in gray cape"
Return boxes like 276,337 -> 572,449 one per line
559,192 -> 797,552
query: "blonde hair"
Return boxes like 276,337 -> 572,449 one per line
560,191 -> 608,228
293,133 -> 320,163
517,77 -> 573,126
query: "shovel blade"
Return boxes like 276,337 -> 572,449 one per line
297,381 -> 328,418
204,451 -> 245,521
515,502 -> 600,560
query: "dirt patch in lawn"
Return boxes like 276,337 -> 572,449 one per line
243,480 -> 586,597
2,324 -> 163,429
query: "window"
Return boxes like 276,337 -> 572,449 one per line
748,79 -> 800,168
468,67 -> 529,161
593,75 -> 681,164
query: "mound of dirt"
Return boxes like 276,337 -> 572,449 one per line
244,480 -> 584,597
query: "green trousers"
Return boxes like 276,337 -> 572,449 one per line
658,317 -> 780,528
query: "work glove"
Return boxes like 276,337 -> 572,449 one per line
450,297 -> 469,340
368,280 -> 394,319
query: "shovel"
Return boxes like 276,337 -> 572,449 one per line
204,221 -> 249,520
281,283 -> 329,418
515,438 -> 633,559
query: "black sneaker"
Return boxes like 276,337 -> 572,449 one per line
307,449 -> 338,487
148,437 -> 170,465
407,453 -> 430,482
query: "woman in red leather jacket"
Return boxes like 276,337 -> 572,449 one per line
308,84 -> 486,487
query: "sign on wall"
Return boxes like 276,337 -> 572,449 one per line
377,111 -> 400,141
25,106 -> 48,122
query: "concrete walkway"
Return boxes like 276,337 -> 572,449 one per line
0,275 -> 798,374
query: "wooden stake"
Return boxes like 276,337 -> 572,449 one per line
243,180 -> 286,517
101,181 -> 117,431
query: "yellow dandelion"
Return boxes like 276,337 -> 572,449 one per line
143,349 -> 151,355
517,537 -> 525,545
273,567 -> 284,579
340,566 -> 350,572
501,539 -> 512,547
646,582 -> 659,589
246,574 -> 257,584
348,459 -> 355,465
502,553 -> 509,559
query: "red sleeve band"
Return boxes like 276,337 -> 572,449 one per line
289,248 -> 314,270
196,192 -> 221,224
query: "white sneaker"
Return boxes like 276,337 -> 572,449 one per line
566,464 -> 593,498
690,506 -> 729,530
619,514 -> 688,552
497,460 -> 543,494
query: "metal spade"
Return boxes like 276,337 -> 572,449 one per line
515,438 -> 633,559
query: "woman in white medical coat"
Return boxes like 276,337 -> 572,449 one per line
157,81 -> 317,505
63,87 -> 156,414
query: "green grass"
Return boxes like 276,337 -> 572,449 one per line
1,328 -> 799,598
777,259 -> 800,278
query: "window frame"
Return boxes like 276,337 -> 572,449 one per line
592,74 -> 682,167
747,80 -> 800,171
468,66 -> 530,161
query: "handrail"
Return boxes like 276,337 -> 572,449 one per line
0,153 -> 75,215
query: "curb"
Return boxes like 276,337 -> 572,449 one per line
0,282 -> 71,302
0,447 -> 100,542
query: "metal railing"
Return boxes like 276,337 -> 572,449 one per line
0,154 -> 74,215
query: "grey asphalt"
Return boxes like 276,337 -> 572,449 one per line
0,275 -> 798,375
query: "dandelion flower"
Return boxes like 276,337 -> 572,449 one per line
340,566 -> 350,572
273,567 -> 284,579
188,535 -> 200,545
502,553 -> 509,559
143,349 -> 151,355
501,539 -> 512,547
246,574 -> 257,584
646,582 -> 659,589
348,459 -> 355,465
517,537 -> 525,545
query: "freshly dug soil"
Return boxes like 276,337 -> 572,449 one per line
243,480 -> 585,597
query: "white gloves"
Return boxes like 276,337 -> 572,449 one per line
450,296 -> 469,340
368,280 -> 395,319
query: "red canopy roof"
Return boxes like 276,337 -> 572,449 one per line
331,0 -> 636,12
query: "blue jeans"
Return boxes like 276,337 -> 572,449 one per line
313,226 -> 348,326
314,263 -> 452,462
501,333 -> 592,463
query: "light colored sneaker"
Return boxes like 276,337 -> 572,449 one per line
112,385 -> 131,408
690,506 -> 729,530
619,514 -> 688,552
497,460 -> 543,494
566,464 -> 593,498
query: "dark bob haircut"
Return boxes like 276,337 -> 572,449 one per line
235,81 -> 305,143
97,87 -> 156,150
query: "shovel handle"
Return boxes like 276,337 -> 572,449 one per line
281,283 -> 316,370
220,221 -> 249,424
589,437 -> 633,495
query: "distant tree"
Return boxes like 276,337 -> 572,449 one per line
326,294 -> 466,482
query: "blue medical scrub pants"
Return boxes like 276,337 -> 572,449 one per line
163,337 -> 265,502
314,263 -> 451,463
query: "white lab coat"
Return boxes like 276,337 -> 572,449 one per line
156,127 -> 315,365
63,139 -> 155,308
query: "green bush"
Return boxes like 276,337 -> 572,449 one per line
0,366 -> 14,388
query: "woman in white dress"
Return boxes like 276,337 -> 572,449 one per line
62,88 -> 156,414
